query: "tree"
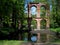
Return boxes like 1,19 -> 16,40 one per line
50,0 -> 60,28
0,0 -> 25,39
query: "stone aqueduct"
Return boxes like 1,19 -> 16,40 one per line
18,3 -> 50,43
28,3 -> 50,30
27,3 -> 50,42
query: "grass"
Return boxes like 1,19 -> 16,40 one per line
0,40 -> 60,45
0,40 -> 26,45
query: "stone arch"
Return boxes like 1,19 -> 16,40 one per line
40,4 -> 49,10
30,6 -> 37,18
28,3 -> 39,17
40,5 -> 46,17
41,5 -> 46,9
40,19 -> 46,29
30,5 -> 37,8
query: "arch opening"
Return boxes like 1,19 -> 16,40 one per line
30,6 -> 37,18
40,6 -> 46,18
31,20 -> 37,29
40,19 -> 46,29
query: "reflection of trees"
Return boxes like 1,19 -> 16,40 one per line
40,34 -> 47,42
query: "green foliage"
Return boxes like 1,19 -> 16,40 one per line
50,28 -> 60,32
0,27 -> 15,35
1,40 -> 25,45
0,0 -> 24,34
33,0 -> 49,4
40,20 -> 46,29
31,20 -> 36,29
50,0 -> 60,28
